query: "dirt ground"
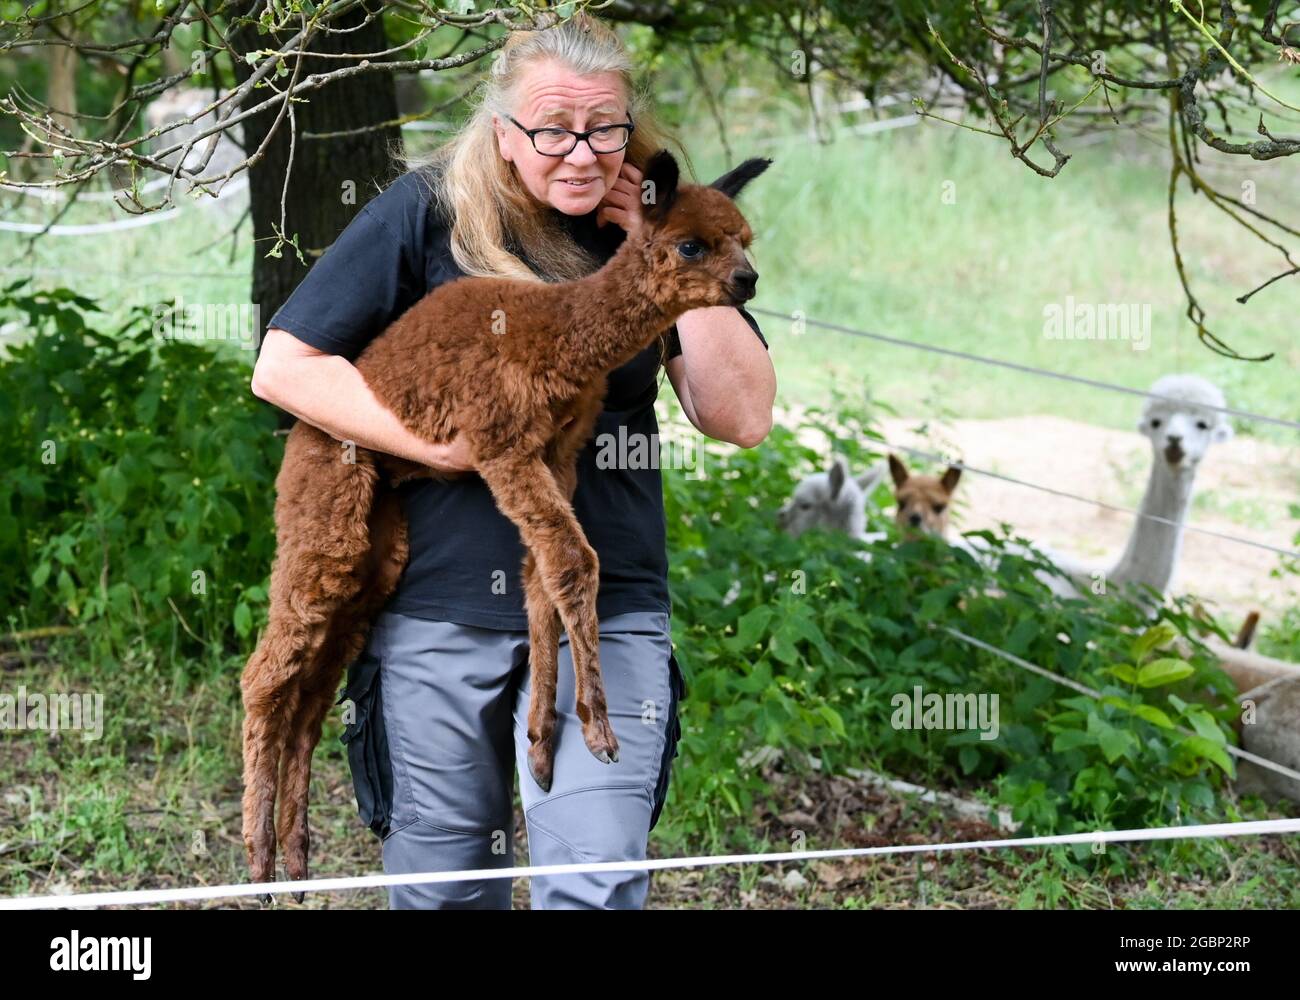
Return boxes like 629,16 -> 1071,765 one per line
764,404 -> 1300,629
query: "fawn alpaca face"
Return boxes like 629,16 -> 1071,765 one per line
637,150 -> 772,311
889,454 -> 961,538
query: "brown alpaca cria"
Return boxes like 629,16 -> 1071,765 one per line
240,149 -> 772,898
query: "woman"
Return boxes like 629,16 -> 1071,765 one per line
250,13 -> 776,909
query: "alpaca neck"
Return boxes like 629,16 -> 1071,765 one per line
1109,454 -> 1197,594
549,236 -> 680,383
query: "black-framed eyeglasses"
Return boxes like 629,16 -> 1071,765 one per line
505,113 -> 635,156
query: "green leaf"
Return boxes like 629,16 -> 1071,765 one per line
1185,708 -> 1226,745
1106,663 -> 1138,684
1130,704 -> 1175,729
768,630 -> 801,665
1052,729 -> 1093,752
730,606 -> 772,650
1136,657 -> 1194,688
1130,622 -> 1178,662
1097,726 -> 1133,763
233,602 -> 252,638
817,704 -> 846,738
1180,735 -> 1234,776
958,746 -> 980,774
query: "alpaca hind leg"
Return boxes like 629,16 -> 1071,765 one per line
240,623 -> 309,895
275,490 -> 409,896
274,651 -> 350,900
477,454 -> 617,767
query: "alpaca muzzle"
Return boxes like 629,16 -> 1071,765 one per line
729,269 -> 758,304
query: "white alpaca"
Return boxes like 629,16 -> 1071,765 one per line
963,374 -> 1233,601
775,454 -> 889,542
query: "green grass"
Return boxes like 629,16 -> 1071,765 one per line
679,113 -> 1299,443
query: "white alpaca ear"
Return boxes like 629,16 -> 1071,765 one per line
827,455 -> 847,499
856,462 -> 887,495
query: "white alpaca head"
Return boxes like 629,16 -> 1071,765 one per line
1138,374 -> 1233,472
777,455 -> 887,539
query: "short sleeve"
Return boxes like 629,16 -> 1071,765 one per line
663,305 -> 768,361
267,200 -> 425,361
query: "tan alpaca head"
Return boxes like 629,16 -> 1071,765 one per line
889,454 -> 962,538
635,150 -> 771,311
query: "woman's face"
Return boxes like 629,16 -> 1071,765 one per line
494,60 -> 628,215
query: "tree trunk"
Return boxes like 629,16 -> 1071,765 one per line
47,1 -> 79,135
228,1 -> 404,366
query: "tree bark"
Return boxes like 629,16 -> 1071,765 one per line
47,1 -> 79,135
228,1 -> 404,358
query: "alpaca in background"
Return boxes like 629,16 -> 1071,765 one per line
887,454 -> 962,538
944,374 -> 1233,602
726,455 -> 887,607
775,453 -> 888,541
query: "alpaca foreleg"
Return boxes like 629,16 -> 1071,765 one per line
522,550 -> 562,791
477,453 -> 618,768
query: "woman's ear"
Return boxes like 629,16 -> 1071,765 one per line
641,149 -> 680,222
492,115 -> 513,162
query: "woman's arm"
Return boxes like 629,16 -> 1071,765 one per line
251,328 -> 476,472
665,305 -> 776,448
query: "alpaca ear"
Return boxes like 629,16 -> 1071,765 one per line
641,149 -> 680,222
827,455 -> 847,499
888,454 -> 908,489
942,465 -> 963,493
710,157 -> 773,200
857,462 -> 888,495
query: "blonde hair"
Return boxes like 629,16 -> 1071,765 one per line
399,12 -> 690,287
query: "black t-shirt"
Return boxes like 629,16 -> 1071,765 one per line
267,170 -> 768,630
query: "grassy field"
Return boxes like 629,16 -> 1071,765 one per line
4,633 -> 1297,909
677,116 -> 1298,440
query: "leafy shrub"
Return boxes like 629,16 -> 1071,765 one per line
0,281 -> 280,659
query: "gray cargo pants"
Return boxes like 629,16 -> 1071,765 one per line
338,609 -> 685,909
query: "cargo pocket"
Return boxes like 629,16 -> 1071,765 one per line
338,651 -> 394,840
649,649 -> 686,832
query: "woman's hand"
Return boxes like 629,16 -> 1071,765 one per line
426,432 -> 477,474
596,160 -> 646,235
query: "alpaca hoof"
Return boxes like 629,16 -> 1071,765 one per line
528,743 -> 554,792
583,716 -> 620,765
293,891 -> 305,905
259,892 -> 274,906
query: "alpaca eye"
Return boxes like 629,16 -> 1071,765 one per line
1150,418 -> 1162,428
677,240 -> 705,260
932,503 -> 946,514
1196,420 -> 1209,430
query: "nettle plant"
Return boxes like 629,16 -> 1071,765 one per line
0,281 -> 281,659
658,393 -> 1242,851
